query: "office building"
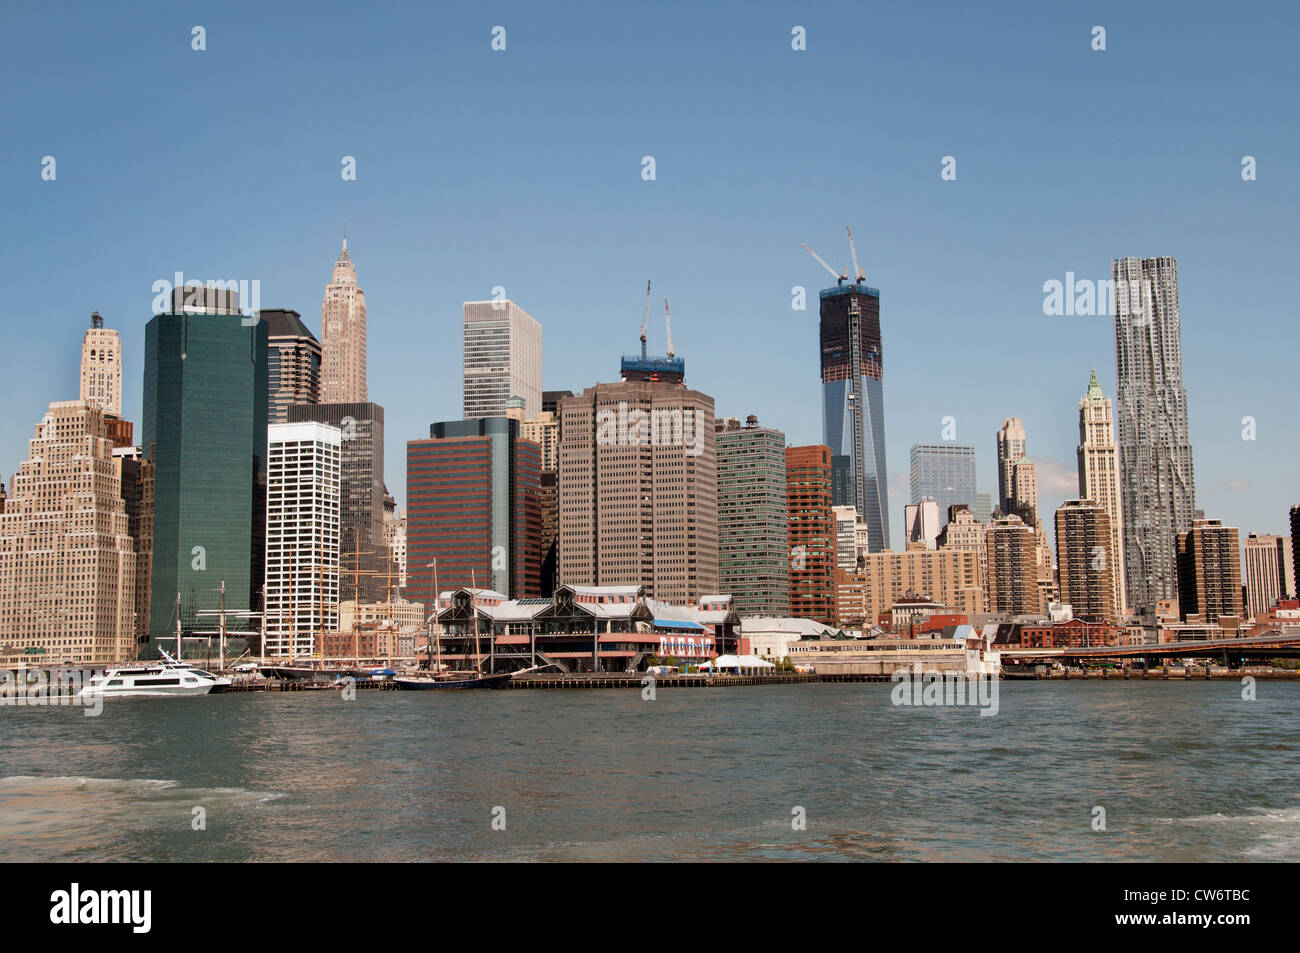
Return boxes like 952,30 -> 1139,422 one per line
1076,369 -> 1126,618
113,445 -> 154,645
463,300 -> 542,420
263,422 -> 342,657
407,417 -> 542,604
321,239 -> 367,404
909,443 -> 976,528
818,281 -> 889,551
0,402 -> 136,666
144,288 -> 267,642
996,418 -> 1027,513
80,311 -> 122,417
786,445 -> 835,624
557,380 -> 717,604
832,505 -> 861,570
263,308 -> 321,423
716,416 -> 789,616
288,402 -> 388,602
1242,533 -> 1295,619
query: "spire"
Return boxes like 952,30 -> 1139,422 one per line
1085,368 -> 1103,400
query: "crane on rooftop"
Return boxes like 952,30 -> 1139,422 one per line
640,279 -> 652,359
664,299 -> 675,358
846,225 -> 865,283
801,242 -> 848,286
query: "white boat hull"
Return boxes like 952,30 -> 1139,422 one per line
77,655 -> 231,699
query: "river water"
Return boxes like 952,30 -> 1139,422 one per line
1,682 -> 1296,861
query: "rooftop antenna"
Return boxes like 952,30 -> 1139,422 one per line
801,243 -> 847,287
664,299 -> 674,358
640,279 -> 652,359
846,225 -> 864,283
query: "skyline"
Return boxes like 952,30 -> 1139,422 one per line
3,2 -> 1298,551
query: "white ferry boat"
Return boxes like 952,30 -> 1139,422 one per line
78,652 -> 231,699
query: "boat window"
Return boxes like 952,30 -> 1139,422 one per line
106,679 -> 124,687
135,678 -> 182,686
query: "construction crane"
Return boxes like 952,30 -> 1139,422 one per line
801,243 -> 848,286
846,225 -> 865,282
640,279 -> 652,359
664,299 -> 674,358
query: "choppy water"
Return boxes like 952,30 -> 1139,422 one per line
0,682 -> 1296,861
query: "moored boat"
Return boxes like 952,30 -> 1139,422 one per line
78,652 -> 231,699
394,671 -> 512,690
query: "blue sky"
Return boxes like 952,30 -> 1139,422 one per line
2,0 -> 1297,551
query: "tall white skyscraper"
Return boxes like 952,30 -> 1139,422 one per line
1077,369 -> 1127,619
462,300 -> 542,420
996,418 -> 1026,513
832,504 -> 861,568
263,422 -> 341,657
1113,256 -> 1196,614
79,311 -> 122,416
321,239 -> 367,404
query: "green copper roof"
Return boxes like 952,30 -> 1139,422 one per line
1085,368 -> 1104,400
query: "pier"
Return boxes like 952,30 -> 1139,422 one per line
509,672 -> 819,689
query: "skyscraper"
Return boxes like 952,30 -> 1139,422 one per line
407,417 -> 541,602
80,311 -> 122,416
287,401 -> 387,602
263,422 -> 341,657
996,418 -> 1027,513
321,239 -> 367,404
716,415 -> 789,616
557,380 -> 717,603
986,515 -> 1040,615
910,443 -> 976,529
144,289 -> 268,643
1011,459 -> 1039,516
113,445 -> 154,645
1076,369 -> 1126,619
0,402 -> 137,666
1113,256 -> 1196,615
463,300 -> 542,420
1055,500 -> 1116,622
786,445 -> 835,624
818,283 -> 889,551
832,505 -> 861,569
262,308 -> 321,423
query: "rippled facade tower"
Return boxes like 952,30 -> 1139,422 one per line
1112,256 -> 1196,615
820,283 -> 889,552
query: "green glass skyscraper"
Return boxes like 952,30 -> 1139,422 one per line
143,290 -> 268,643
